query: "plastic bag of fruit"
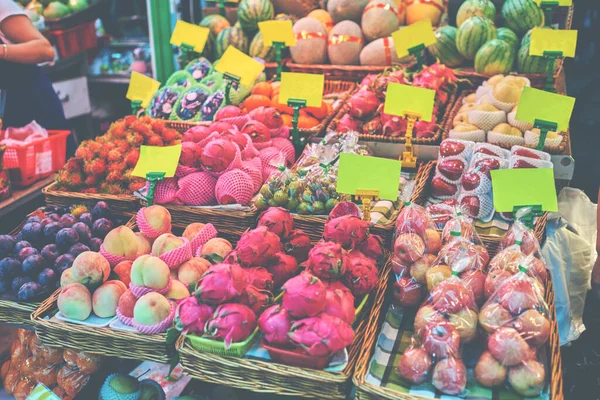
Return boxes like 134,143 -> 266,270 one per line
476,258 -> 550,397
431,139 -> 474,200
499,207 -> 544,257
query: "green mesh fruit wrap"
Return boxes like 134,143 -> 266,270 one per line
170,84 -> 213,122
184,57 -> 213,82
145,86 -> 183,120
99,374 -> 141,400
166,71 -> 195,89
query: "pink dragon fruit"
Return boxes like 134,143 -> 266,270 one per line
222,132 -> 260,160
328,201 -> 361,220
195,263 -> 248,304
242,120 -> 272,143
236,226 -> 283,266
305,241 -> 349,281
176,172 -> 217,206
257,207 -> 294,238
180,142 -> 200,168
215,105 -> 243,120
199,138 -> 238,173
241,161 -> 263,192
322,285 -> 355,324
205,303 -> 257,348
360,74 -> 378,87
342,251 -> 378,296
208,121 -> 236,134
282,273 -> 326,318
283,229 -> 311,263
183,125 -> 211,143
258,304 -> 292,346
175,296 -> 214,335
249,106 -> 284,129
336,114 -> 363,133
358,234 -> 384,262
266,252 -> 299,287
240,285 -> 273,313
381,112 -> 408,137
215,169 -> 254,205
245,267 -> 274,290
347,90 -> 380,120
323,215 -> 370,249
415,120 -> 438,139
288,314 -> 354,357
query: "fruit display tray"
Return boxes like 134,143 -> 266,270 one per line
176,259 -> 392,400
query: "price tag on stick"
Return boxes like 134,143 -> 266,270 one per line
215,46 -> 265,104
132,145 -> 182,206
259,20 -> 296,80
530,28 -> 577,91
337,154 -> 402,221
170,21 -> 210,65
126,72 -> 161,115
391,20 -> 436,69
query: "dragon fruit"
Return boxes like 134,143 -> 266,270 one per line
323,215 -> 369,249
245,267 -> 274,290
205,303 -> 257,348
236,226 -> 283,266
283,229 -> 311,263
215,105 -> 243,120
360,74 -> 378,87
258,305 -> 292,346
222,132 -> 259,160
266,252 -> 299,287
249,106 -> 284,129
242,120 -> 271,143
175,296 -> 214,335
305,241 -> 349,281
257,207 -> 294,239
199,138 -> 238,173
180,142 -> 200,168
195,263 -> 248,304
415,120 -> 438,139
347,90 -> 380,120
282,273 -> 326,318
240,285 -> 273,313
381,112 -> 408,137
358,234 -> 384,262
288,314 -> 354,357
328,201 -> 361,220
336,114 -> 363,133
342,251 -> 378,296
183,125 -> 212,143
322,285 -> 355,324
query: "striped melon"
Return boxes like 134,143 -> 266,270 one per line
456,16 -> 497,60
521,29 -> 533,47
475,39 -> 515,74
237,0 -> 274,33
456,0 -> 496,26
249,31 -> 276,62
501,0 -> 544,36
517,40 -> 549,73
214,27 -> 249,59
497,27 -> 519,49
199,14 -> 231,38
428,26 -> 466,67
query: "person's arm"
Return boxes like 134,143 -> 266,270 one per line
0,14 -> 54,64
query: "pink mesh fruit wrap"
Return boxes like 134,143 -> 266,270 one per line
239,133 -> 260,160
100,245 -> 134,268
176,172 -> 217,206
241,161 -> 263,192
259,147 -> 284,181
136,207 -> 171,240
205,144 -> 243,178
271,137 -> 295,165
254,140 -> 273,150
116,307 -> 134,326
146,178 -> 179,204
245,156 -> 262,171
219,115 -> 251,130
159,238 -> 193,269
129,279 -> 173,298
132,300 -> 176,335
215,169 -> 254,205
270,125 -> 290,138
175,164 -> 199,178
189,223 -> 218,254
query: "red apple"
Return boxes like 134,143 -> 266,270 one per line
431,177 -> 458,197
501,228 -> 538,256
461,171 -> 481,191
512,309 -> 550,347
449,308 -> 478,343
432,357 -> 467,395
410,254 -> 436,285
414,305 -> 445,334
393,277 -> 422,307
396,205 -> 430,237
423,229 -> 442,254
437,159 -> 466,181
473,158 -> 501,177
475,351 -> 507,387
475,245 -> 490,269
508,360 -> 545,397
498,279 -> 540,315
391,255 -> 410,277
526,256 -> 547,284
513,148 -> 542,160
513,159 -> 537,169
431,280 -> 475,314
484,269 -> 513,299
442,219 -> 474,244
488,327 -> 530,366
423,321 -> 460,359
461,269 -> 486,304
475,147 -> 500,157
488,246 -> 523,273
438,240 -> 479,273
460,196 -> 481,218
479,302 -> 512,333
394,233 -> 425,264
397,348 -> 432,384
439,140 -> 466,157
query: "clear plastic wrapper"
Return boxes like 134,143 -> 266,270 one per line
473,142 -> 511,160
510,145 -> 552,162
432,139 -> 474,200
425,199 -> 459,228
499,207 -> 544,257
510,155 -> 554,169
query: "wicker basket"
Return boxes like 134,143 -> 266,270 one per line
43,182 -> 139,216
444,90 -> 569,155
353,270 -> 563,400
287,63 -> 395,82
176,259 -> 392,399
414,160 -> 547,257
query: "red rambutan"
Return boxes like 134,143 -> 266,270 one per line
111,123 -> 127,138
107,149 -> 123,163
124,149 -> 140,167
86,159 -> 107,177
128,181 -> 146,193
84,175 -> 98,186
123,115 -> 137,126
127,132 -> 144,147
106,171 -> 121,184
75,146 -> 92,159
161,127 -> 181,142
64,158 -> 83,173
146,135 -> 164,146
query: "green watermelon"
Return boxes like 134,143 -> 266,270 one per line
214,27 -> 249,59
517,41 -> 550,73
456,0 -> 496,27
501,0 -> 544,36
199,14 -> 231,60
497,27 -> 519,49
249,32 -> 276,62
237,0 -> 274,33
456,16 -> 497,60
521,29 -> 533,47
428,26 -> 466,68
475,39 -> 515,74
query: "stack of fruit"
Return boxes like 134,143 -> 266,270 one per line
0,202 -> 118,301
99,373 -> 166,400
55,117 -> 181,195
334,63 -> 457,139
23,0 -> 91,21
428,0 -> 550,75
2,329 -> 103,399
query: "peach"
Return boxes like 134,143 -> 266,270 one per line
479,302 -> 512,333
178,257 -> 211,285
70,251 -> 110,289
58,283 -> 92,321
425,264 -> 452,291
133,292 -> 172,325
113,260 -> 133,287
135,233 -> 152,256
60,268 -> 76,286
165,279 -> 190,300
182,223 -> 206,241
151,233 -> 185,257
92,280 -> 127,318
201,238 -> 233,259
118,290 -> 137,318
142,205 -> 172,235
130,255 -> 170,289
103,226 -> 139,258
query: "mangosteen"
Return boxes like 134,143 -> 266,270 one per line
71,222 -> 92,244
59,214 -> 77,228
20,222 -> 43,244
14,241 -> 32,254
0,235 -> 16,257
68,243 -> 90,258
41,244 -> 61,265
18,247 -> 39,262
17,282 -> 41,301
89,238 -> 102,252
92,218 -> 113,239
38,268 -> 57,287
92,201 -> 112,220
79,213 -> 93,227
0,258 -> 20,281
55,228 -> 79,252
26,216 -> 41,224
11,276 -> 29,293
54,254 -> 74,274
22,255 -> 45,276
44,222 -> 63,244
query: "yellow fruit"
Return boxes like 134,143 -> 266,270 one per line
307,9 -> 334,34
453,113 -> 468,126
459,103 -> 476,113
492,81 -> 522,103
486,74 -> 505,87
405,0 -> 444,25
492,123 -> 522,136
464,93 -> 477,103
531,128 -> 559,139
503,75 -> 528,88
475,103 -> 500,112
453,123 -> 480,132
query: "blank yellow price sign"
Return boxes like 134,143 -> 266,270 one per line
532,0 -> 571,5
384,83 -> 435,122
337,154 -> 402,201
132,145 -> 182,178
491,168 -> 558,212
258,20 -> 296,46
515,87 -> 575,131
530,28 -> 577,57
279,72 -> 324,107
391,20 -> 436,58
126,72 -> 160,108
170,20 -> 210,53
214,46 -> 265,86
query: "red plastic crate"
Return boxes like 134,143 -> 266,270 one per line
50,21 -> 98,58
2,130 -> 70,187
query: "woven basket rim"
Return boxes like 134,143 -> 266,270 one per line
43,181 -> 139,201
